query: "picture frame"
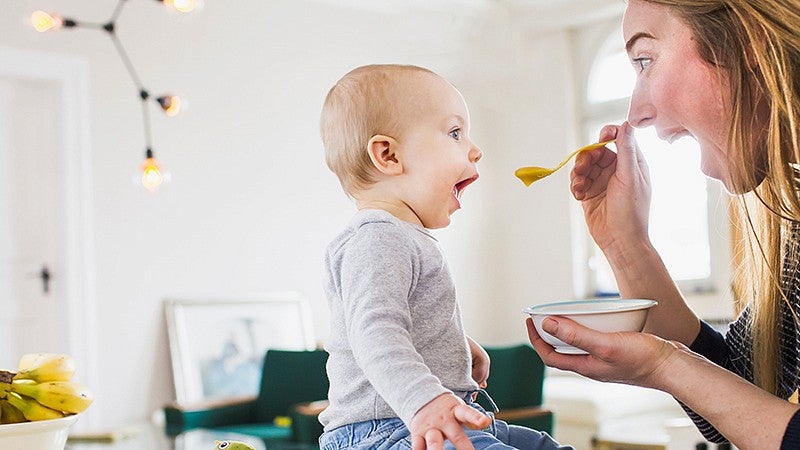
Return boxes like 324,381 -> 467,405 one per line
164,293 -> 316,405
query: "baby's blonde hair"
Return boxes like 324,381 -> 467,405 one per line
320,64 -> 437,197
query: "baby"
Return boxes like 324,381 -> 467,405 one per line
318,64 -> 569,450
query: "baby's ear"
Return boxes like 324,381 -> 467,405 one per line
367,134 -> 403,175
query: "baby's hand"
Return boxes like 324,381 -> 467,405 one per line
467,337 -> 490,389
409,393 -> 492,450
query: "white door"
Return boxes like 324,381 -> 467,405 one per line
0,77 -> 64,364
0,48 -> 96,429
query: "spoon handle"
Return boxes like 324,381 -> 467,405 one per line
554,139 -> 615,171
552,147 -> 585,172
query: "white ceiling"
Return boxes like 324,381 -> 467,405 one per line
310,0 -> 624,28
311,0 -> 610,12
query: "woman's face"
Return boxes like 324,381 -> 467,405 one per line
623,0 -> 735,191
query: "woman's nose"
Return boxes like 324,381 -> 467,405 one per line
626,82 -> 655,128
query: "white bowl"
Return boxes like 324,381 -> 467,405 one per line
524,298 -> 657,354
0,414 -> 79,449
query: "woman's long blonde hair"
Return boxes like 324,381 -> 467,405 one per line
642,0 -> 800,395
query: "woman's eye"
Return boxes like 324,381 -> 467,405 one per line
449,128 -> 461,140
632,57 -> 651,72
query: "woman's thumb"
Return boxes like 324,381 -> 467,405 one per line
614,122 -> 637,169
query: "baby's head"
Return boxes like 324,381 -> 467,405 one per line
321,64 -> 482,228
321,64 -> 444,196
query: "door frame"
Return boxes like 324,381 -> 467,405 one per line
0,47 -> 97,425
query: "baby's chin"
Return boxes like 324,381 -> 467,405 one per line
424,221 -> 451,230
422,215 -> 453,230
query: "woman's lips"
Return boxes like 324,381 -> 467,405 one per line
661,129 -> 692,144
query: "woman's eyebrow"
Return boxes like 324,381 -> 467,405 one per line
625,31 -> 656,52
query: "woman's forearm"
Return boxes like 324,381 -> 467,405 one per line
604,237 -> 700,344
657,346 -> 797,449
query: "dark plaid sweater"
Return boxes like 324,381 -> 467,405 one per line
688,232 -> 800,449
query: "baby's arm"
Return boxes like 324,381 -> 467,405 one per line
466,336 -> 489,389
409,392 -> 492,450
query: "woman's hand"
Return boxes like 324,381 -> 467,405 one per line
527,317 -> 800,449
571,122 -> 652,256
525,316 -> 679,389
570,122 -> 700,342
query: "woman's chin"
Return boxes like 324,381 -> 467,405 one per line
715,172 -> 766,195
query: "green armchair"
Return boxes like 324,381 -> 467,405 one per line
476,343 -> 554,435
163,348 -> 329,448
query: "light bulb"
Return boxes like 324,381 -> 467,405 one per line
30,10 -> 63,32
156,95 -> 182,117
139,156 -> 171,192
163,0 -> 202,13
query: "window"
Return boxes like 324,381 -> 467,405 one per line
576,25 -> 729,297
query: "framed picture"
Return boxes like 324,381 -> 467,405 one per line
164,293 -> 316,405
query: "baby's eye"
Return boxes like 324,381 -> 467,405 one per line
449,128 -> 462,140
632,57 -> 651,73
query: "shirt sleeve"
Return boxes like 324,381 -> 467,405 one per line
781,409 -> 800,450
339,221 -> 448,426
679,315 -> 755,444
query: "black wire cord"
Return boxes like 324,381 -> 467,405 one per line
59,0 -> 165,156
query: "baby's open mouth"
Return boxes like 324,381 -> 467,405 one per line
453,175 -> 479,199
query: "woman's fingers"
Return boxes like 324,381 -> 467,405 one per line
526,317 -> 605,379
571,133 -> 619,200
599,124 -> 619,144
527,315 -> 631,380
526,317 -> 560,360
527,314 -> 680,389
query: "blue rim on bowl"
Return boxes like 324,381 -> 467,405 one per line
522,299 -> 657,315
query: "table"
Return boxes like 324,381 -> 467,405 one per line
64,424 -> 313,450
593,414 -> 717,450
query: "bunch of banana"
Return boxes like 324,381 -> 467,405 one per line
0,353 -> 93,424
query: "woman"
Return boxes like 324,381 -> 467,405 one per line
526,1 -> 800,448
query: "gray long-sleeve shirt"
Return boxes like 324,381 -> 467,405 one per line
319,209 -> 478,431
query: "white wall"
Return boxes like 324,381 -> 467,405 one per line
0,0 -> 623,429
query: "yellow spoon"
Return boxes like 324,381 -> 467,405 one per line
515,140 -> 615,186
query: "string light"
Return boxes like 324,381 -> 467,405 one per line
30,0 -> 198,192
163,0 -> 202,13
141,148 -> 170,192
157,95 -> 182,117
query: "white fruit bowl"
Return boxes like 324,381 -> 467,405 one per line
524,298 -> 657,354
0,414 -> 79,449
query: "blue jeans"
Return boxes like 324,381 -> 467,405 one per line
319,395 -> 571,450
